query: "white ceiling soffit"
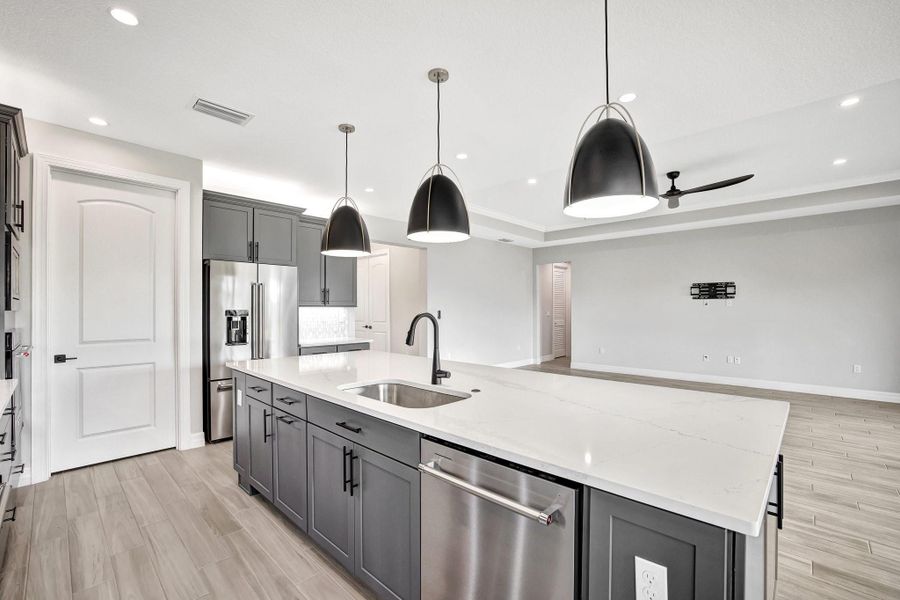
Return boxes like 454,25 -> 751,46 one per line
1,0 -> 899,246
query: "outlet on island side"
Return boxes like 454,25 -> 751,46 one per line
635,556 -> 668,600
852,364 -> 862,374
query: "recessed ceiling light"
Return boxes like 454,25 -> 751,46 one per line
527,178 -> 538,185
88,116 -> 108,127
364,187 -> 374,192
456,153 -> 468,160
618,92 -> 637,103
840,96 -> 860,108
109,8 -> 139,26
833,158 -> 847,166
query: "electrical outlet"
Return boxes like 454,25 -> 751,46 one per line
727,356 -> 734,364
703,354 -> 710,362
853,364 -> 862,374
635,556 -> 668,600
735,356 -> 741,365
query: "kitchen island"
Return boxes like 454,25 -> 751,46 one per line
228,351 -> 788,600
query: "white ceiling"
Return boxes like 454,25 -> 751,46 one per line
2,0 -> 899,244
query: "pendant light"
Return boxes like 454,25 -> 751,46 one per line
563,0 -> 658,218
407,68 -> 470,243
321,124 -> 372,257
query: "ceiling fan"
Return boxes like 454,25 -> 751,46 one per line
661,171 -> 754,209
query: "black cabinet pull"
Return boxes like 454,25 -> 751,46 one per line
248,241 -> 254,261
263,410 -> 272,441
342,446 -> 351,493
3,506 -> 16,523
248,385 -> 267,393
335,421 -> 361,434
275,415 -> 295,425
275,396 -> 297,406
11,464 -> 24,475
767,453 -> 784,530
254,241 -> 260,262
0,433 -> 6,445
349,452 -> 359,497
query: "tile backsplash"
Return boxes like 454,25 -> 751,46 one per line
298,307 -> 355,341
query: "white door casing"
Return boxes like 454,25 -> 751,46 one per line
355,252 -> 390,352
32,154 -> 192,483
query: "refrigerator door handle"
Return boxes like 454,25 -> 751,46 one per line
250,283 -> 258,360
258,283 -> 266,359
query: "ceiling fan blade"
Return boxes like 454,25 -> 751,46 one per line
680,174 -> 754,196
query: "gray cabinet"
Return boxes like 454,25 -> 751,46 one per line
203,192 -> 297,265
233,373 -> 250,483
307,423 -> 355,572
273,409 -> 308,532
247,397 -> 274,500
587,488 -> 733,600
203,199 -> 253,261
296,218 -> 357,307
354,445 -> 421,600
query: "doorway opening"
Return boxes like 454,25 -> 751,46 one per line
537,262 -> 571,366
356,243 -> 427,355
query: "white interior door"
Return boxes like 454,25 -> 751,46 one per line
552,264 -> 569,359
48,170 -> 177,472
367,253 -> 390,352
355,257 -> 370,335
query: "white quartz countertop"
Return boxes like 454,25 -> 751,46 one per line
297,337 -> 373,347
228,351 -> 788,536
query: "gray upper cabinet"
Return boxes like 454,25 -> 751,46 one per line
296,220 -> 326,306
203,198 -> 253,261
247,397 -> 274,500
588,488 -> 732,600
307,423 -> 355,572
203,192 -> 297,265
354,445 -> 421,600
296,218 -> 357,307
254,207 -> 296,266
273,409 -> 308,532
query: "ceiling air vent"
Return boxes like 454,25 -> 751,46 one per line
192,98 -> 254,126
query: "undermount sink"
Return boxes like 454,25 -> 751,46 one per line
340,380 -> 471,409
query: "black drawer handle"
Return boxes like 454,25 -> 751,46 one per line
335,421 -> 361,434
275,396 -> 297,406
11,464 -> 24,475
0,451 -> 13,463
0,433 -> 6,445
767,454 -> 784,530
275,415 -> 296,425
3,507 -> 15,523
248,385 -> 267,393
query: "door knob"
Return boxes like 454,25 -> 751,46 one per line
53,354 -> 78,363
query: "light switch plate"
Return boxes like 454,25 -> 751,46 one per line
635,556 -> 668,600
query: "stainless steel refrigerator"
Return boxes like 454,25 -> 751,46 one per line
204,260 -> 298,442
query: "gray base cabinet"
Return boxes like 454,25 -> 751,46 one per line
308,423 -> 356,572
273,409 -> 308,532
587,488 -> 733,600
247,397 -> 274,500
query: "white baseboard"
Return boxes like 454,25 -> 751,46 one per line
569,362 -> 900,403
180,432 -> 207,450
494,358 -> 537,368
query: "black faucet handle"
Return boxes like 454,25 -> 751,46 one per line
435,369 -> 451,380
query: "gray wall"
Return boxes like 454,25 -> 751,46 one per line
535,206 -> 900,395
428,237 -> 534,366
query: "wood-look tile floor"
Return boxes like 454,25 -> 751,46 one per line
0,442 -> 376,600
524,359 -> 900,600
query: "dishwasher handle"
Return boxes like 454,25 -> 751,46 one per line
418,460 -> 562,526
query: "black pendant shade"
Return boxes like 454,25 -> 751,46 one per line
564,118 -> 659,218
321,202 -> 371,257
407,173 -> 470,243
322,123 -> 372,257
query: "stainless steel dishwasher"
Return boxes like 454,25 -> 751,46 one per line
419,438 -> 579,600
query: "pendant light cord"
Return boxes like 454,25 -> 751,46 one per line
604,0 -> 610,105
436,78 -> 441,165
344,130 -> 349,198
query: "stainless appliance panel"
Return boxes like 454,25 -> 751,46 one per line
258,263 -> 298,360
208,379 -> 234,442
419,438 -> 577,600
208,260 -> 257,381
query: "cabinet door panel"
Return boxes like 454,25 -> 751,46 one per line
355,446 -> 420,600
325,255 -> 357,306
247,397 -> 273,499
203,200 -> 253,261
296,221 -> 325,306
273,410 -> 307,532
307,424 -> 354,571
254,208 -> 296,266
233,373 -> 249,480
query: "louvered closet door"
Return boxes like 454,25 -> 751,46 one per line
552,265 -> 568,358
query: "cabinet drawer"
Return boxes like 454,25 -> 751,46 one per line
337,342 -> 369,352
272,384 -> 306,420
307,397 -> 419,467
300,345 -> 337,356
246,375 -> 272,403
